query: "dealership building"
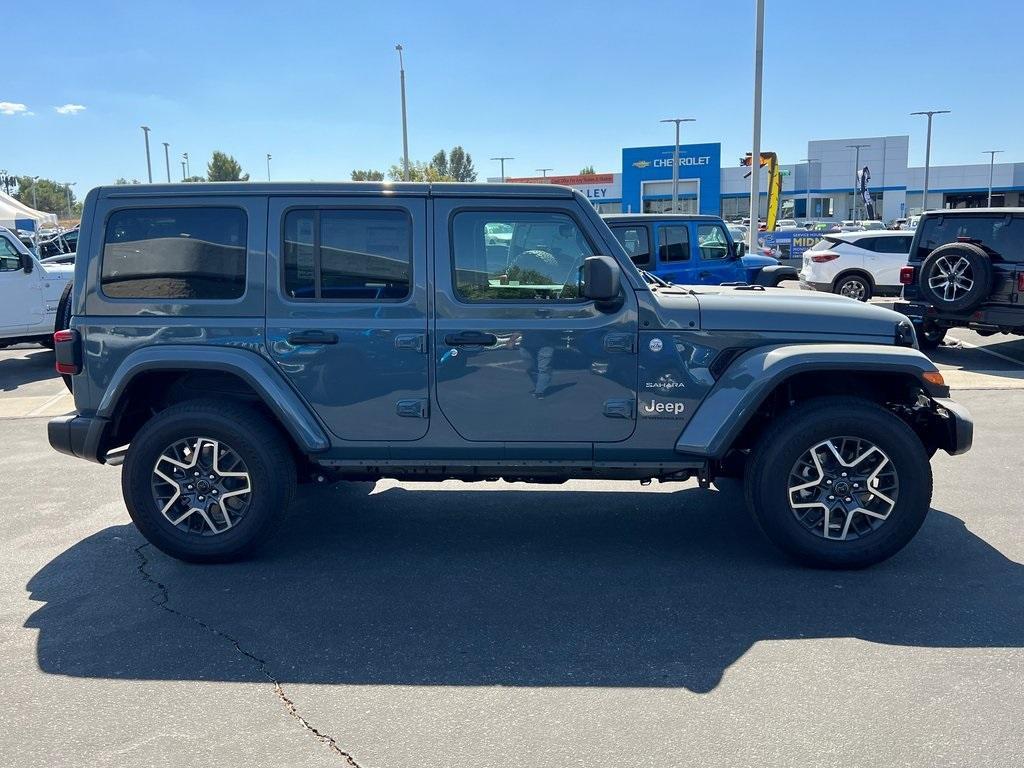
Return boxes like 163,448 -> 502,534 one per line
498,135 -> 1024,222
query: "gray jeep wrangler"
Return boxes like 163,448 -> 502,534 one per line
48,183 -> 972,567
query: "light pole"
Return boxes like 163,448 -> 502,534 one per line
798,158 -> 815,220
181,160 -> 187,181
846,144 -> 870,220
536,168 -> 553,178
182,152 -> 191,179
660,117 -> 696,213
62,182 -> 75,218
266,153 -> 272,182
749,0 -> 765,253
491,157 -> 514,182
141,126 -> 153,183
31,176 -> 39,210
910,110 -> 950,214
983,150 -> 1003,207
396,44 -> 410,182
162,142 -> 171,182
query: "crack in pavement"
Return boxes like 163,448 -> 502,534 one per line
132,543 -> 363,768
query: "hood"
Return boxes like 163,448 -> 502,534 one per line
739,254 -> 779,269
653,285 -> 906,339
40,262 -> 74,278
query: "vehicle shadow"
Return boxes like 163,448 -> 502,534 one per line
25,484 -> 1024,693
0,348 -> 57,391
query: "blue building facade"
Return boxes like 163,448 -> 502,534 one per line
621,143 -> 722,215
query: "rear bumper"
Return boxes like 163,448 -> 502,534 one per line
930,397 -> 973,456
48,414 -> 109,464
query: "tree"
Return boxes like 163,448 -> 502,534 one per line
114,177 -> 141,185
429,150 -> 449,178
183,176 -> 207,183
206,151 -> 249,182
11,176 -> 77,216
351,169 -> 385,181
448,146 -> 476,182
579,165 -> 596,175
387,160 -> 452,182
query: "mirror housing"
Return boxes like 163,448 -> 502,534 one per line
582,255 -> 621,302
20,253 -> 33,274
733,241 -> 746,258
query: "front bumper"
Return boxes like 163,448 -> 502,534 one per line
930,397 -> 973,456
48,414 -> 110,464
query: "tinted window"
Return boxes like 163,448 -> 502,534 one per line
872,236 -> 912,254
916,215 -> 1024,262
0,237 -> 21,271
283,209 -> 411,300
102,207 -> 246,299
452,211 -> 594,301
611,225 -> 651,266
697,224 -> 730,260
658,225 -> 690,262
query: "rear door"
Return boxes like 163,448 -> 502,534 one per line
869,234 -> 913,290
652,222 -> 696,284
432,197 -> 638,444
265,194 -> 430,441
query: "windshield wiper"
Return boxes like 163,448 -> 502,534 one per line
640,269 -> 672,287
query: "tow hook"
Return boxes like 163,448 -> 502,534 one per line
698,470 -> 712,489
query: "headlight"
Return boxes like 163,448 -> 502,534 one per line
895,319 -> 917,348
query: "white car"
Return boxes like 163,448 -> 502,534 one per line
857,220 -> 886,230
775,218 -> 800,229
0,226 -> 74,347
798,230 -> 914,301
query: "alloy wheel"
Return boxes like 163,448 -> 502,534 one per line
839,279 -> 866,300
788,436 -> 898,541
927,255 -> 974,302
151,437 -> 252,535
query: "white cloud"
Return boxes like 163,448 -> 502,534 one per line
54,103 -> 86,115
0,102 -> 30,116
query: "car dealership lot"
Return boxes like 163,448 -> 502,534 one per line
3,340 -> 1024,767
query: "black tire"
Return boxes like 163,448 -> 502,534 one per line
744,397 -> 932,569
832,274 -> 872,302
918,243 -> 992,312
915,320 -> 947,351
122,399 -> 297,563
55,282 -> 74,391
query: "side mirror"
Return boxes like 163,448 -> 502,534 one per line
20,253 -> 33,274
582,255 -> 621,302
733,241 -> 746,258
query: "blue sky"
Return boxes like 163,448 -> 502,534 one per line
3,0 -> 1020,195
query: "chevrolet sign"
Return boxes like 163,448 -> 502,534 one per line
632,160 -> 651,169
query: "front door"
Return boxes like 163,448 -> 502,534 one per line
265,195 -> 430,441
693,221 -> 741,284
432,199 -> 638,443
0,236 -> 35,335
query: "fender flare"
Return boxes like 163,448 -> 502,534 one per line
753,264 -> 799,287
96,345 -> 330,454
675,343 -> 946,459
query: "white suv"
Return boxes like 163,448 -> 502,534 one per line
798,230 -> 913,301
0,226 -> 73,347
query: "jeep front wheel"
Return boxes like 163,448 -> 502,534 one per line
122,399 -> 296,563
744,397 -> 932,568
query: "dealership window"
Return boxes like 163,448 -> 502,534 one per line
721,197 -> 748,220
283,209 -> 411,300
451,210 -> 594,301
610,225 -> 651,266
658,225 -> 690,262
592,201 -> 622,214
101,207 -> 247,299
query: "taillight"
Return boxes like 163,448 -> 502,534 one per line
900,266 -> 915,285
54,329 -> 81,376
810,251 -> 840,263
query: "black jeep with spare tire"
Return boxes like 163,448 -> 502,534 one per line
896,208 -> 1024,349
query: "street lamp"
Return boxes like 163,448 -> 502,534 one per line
798,158 -> 817,221
983,150 -> 1003,207
910,110 -> 950,214
182,152 -> 190,179
31,176 -> 40,210
660,117 -> 695,213
536,168 -> 553,178
846,144 -> 871,220
62,182 -> 75,218
491,157 -> 514,182
162,142 -> 171,183
141,126 -> 152,183
180,160 -> 187,182
749,0 -> 765,252
266,153 -> 272,182
396,44 -> 410,182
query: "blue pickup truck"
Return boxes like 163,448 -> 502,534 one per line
603,214 -> 797,287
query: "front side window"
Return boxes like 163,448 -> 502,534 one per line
610,225 -> 651,266
102,207 -> 247,299
697,224 -> 730,260
0,237 -> 21,271
658,225 -> 690,262
283,209 -> 412,300
452,211 -> 594,301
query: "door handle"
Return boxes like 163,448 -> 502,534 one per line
699,271 -> 713,278
287,330 -> 339,345
444,331 -> 497,347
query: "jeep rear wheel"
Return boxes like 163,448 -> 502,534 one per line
122,399 -> 296,563
744,397 -> 932,568
918,242 -> 992,312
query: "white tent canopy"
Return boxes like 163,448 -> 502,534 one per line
0,191 -> 58,231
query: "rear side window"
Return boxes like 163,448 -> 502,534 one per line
872,236 -> 912,254
610,225 -> 651,266
283,209 -> 412,300
102,207 -> 247,299
658,225 -> 690,262
916,215 -> 1024,262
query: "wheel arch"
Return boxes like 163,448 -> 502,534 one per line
96,345 -> 330,457
831,268 -> 876,292
675,344 -> 947,460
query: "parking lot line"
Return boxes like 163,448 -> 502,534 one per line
948,335 -> 1024,368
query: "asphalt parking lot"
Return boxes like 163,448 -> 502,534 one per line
3,334 -> 1024,767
